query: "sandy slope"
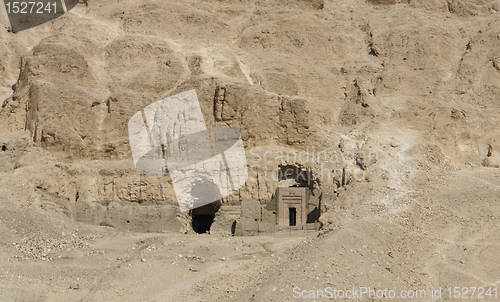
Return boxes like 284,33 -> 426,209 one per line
0,163 -> 498,301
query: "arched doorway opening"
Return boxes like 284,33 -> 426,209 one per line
191,202 -> 220,234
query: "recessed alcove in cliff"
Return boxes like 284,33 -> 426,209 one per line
277,164 -> 319,191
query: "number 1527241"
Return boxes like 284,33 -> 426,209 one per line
6,2 -> 57,14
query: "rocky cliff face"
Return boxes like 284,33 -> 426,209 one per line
2,1 -> 500,301
1,0 -> 500,212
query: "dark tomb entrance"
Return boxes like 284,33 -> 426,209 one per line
191,202 -> 220,234
289,207 -> 297,226
192,215 -> 214,234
